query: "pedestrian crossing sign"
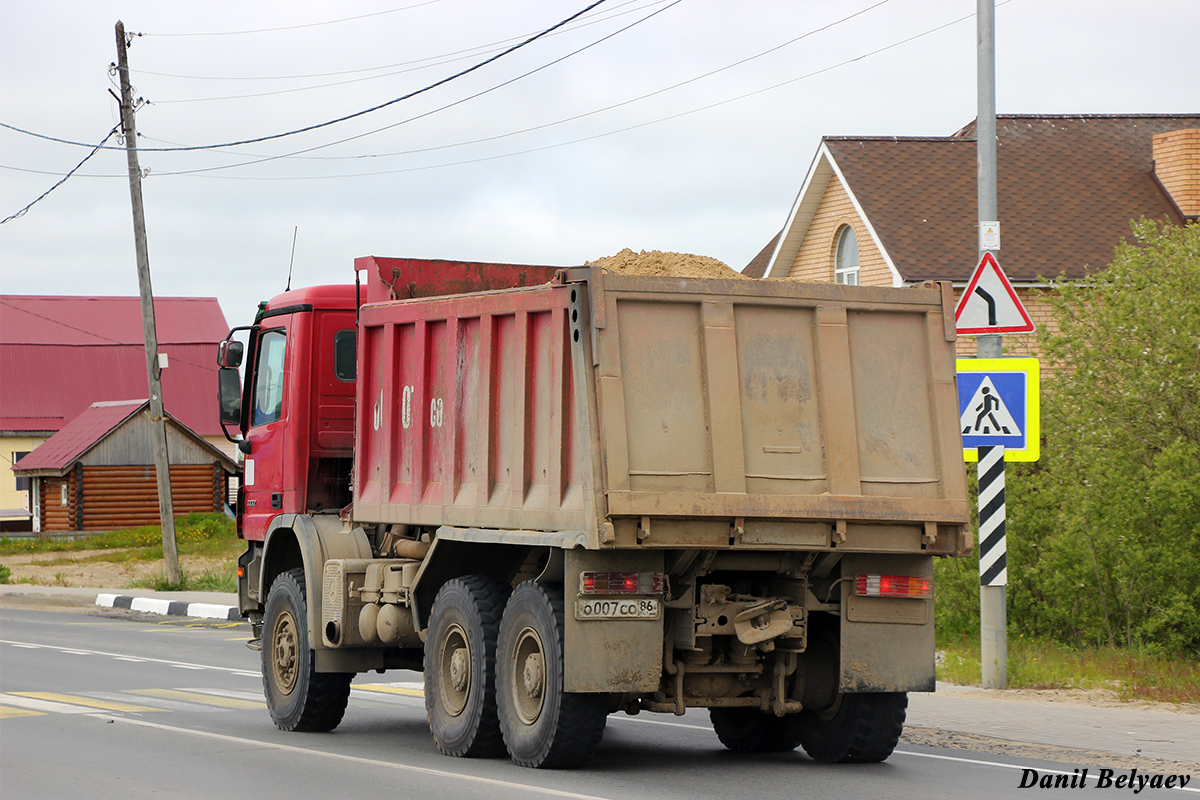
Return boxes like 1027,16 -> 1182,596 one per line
957,358 -> 1040,462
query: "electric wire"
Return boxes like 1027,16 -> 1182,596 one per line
134,0 -> 659,83
167,0 -> 995,181
0,1 -> 1007,182
0,126 -> 120,224
136,0 -> 444,37
0,0 -> 612,154
146,0 -> 685,176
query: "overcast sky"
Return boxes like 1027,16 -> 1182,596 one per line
1,0 -> 1196,329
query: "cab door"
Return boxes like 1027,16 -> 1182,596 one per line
241,326 -> 289,540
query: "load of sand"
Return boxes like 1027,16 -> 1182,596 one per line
586,248 -> 748,280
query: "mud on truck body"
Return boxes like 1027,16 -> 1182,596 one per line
217,256 -> 971,769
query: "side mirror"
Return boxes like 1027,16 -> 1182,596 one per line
218,340 -> 244,369
218,367 -> 242,426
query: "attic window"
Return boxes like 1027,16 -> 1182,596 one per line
835,226 -> 860,285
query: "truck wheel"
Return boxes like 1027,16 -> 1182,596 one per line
797,692 -> 908,763
262,567 -> 352,732
710,709 -> 805,753
710,708 -> 767,752
497,581 -> 607,768
424,575 -> 510,758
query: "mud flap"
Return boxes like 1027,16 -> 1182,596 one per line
563,549 -> 664,693
837,553 -> 935,693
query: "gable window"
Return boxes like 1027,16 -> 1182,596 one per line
835,226 -> 860,285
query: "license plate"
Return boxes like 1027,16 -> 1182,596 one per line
575,598 -> 661,620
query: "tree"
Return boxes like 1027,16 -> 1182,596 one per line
935,220 -> 1200,657
1012,219 -> 1200,655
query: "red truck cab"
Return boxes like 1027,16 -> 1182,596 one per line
219,285 -> 358,541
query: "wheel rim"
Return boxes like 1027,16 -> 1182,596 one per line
439,623 -> 471,716
511,626 -> 546,724
271,609 -> 299,696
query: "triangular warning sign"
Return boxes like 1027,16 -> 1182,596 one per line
960,377 -> 1022,437
955,252 -> 1035,335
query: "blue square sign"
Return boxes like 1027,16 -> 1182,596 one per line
957,358 -> 1040,462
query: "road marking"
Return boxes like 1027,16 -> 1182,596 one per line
130,688 -> 264,709
0,694 -> 100,715
10,691 -> 165,713
110,715 -> 621,800
356,684 -> 425,698
0,639 -> 258,676
610,715 -> 709,731
0,705 -> 43,718
181,687 -> 266,703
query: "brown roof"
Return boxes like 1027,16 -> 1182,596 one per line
756,115 -> 1199,282
741,231 -> 780,279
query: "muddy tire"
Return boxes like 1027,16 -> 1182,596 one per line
262,568 -> 352,732
710,708 -> 768,752
710,708 -> 806,753
497,582 -> 607,769
424,575 -> 511,758
797,692 -> 907,763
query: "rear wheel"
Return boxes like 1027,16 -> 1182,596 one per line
262,568 -> 352,732
424,575 -> 510,758
797,692 -> 908,763
497,582 -> 607,769
710,708 -> 805,753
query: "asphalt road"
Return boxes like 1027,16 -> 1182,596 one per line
0,606 -> 1191,799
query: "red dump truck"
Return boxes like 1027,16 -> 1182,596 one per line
217,256 -> 971,768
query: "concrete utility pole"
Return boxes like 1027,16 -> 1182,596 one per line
976,0 -> 1006,688
115,20 -> 180,585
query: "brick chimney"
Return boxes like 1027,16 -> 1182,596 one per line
1153,129 -> 1200,219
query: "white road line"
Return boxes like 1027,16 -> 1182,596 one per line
0,693 -> 105,715
0,639 -> 258,676
181,688 -> 266,703
111,715 -> 617,800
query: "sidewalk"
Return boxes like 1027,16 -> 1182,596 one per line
3,583 -> 1197,771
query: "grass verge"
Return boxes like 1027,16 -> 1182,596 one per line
938,633 -> 1200,705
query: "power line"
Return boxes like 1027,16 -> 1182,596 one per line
134,0 -> 659,83
138,0 -> 444,37
1,0 -> 612,154
164,0 -> 997,181
146,0 -> 686,176
1,126 -> 120,224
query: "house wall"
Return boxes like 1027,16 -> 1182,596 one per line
785,176 -> 893,286
37,463 -> 228,532
2,435 -> 48,527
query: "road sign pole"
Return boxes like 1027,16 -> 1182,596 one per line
977,0 -> 1006,688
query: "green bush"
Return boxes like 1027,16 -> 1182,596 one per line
937,220 -> 1200,660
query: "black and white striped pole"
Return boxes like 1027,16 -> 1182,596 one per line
978,444 -> 1007,687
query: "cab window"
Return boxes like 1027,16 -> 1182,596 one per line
252,328 -> 287,426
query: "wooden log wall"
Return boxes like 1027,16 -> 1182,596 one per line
38,463 -> 228,531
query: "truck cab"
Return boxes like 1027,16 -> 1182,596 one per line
219,285 -> 358,541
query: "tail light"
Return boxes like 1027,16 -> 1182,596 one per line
579,572 -> 666,595
854,574 -> 932,599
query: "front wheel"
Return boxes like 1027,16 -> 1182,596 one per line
797,692 -> 908,763
262,568 -> 352,732
497,582 -> 607,768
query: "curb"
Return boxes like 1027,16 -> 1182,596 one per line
96,593 -> 241,621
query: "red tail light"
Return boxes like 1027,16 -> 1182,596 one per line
579,572 -> 666,595
854,574 -> 931,599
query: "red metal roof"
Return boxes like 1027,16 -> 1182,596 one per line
11,400 -> 145,473
0,296 -> 229,435
0,296 -> 228,345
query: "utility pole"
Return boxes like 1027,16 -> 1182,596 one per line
115,20 -> 180,585
976,0 -> 1006,688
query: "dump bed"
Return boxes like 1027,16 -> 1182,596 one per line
352,268 -> 969,551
